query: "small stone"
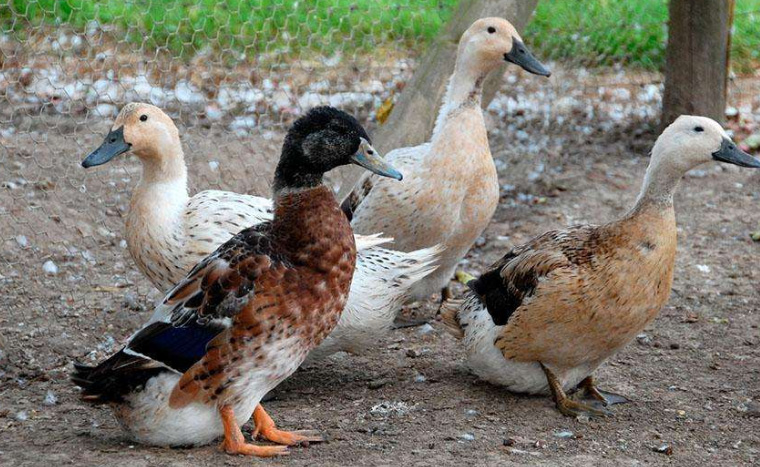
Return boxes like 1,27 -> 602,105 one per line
43,391 -> 58,406
15,235 -> 28,248
654,444 -> 673,455
696,264 -> 710,274
669,342 -> 680,350
208,160 -> 220,171
15,411 -> 28,422
465,409 -> 478,417
503,438 -> 517,447
553,430 -> 574,439
416,323 -> 435,336
406,349 -> 420,358
123,291 -> 142,311
413,374 -> 426,383
460,433 -> 475,442
42,260 -> 58,275
750,231 -> 760,242
367,379 -> 390,390
636,333 -> 652,346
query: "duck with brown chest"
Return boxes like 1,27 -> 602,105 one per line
442,115 -> 760,418
72,107 -> 402,456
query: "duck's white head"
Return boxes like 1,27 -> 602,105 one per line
456,17 -> 550,78
82,102 -> 181,169
651,115 -> 760,173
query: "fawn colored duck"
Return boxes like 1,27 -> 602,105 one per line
442,116 -> 760,417
342,18 -> 550,305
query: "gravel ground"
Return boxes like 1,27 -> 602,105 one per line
1,52 -> 760,465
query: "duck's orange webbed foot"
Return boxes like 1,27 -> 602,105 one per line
219,405 -> 289,457
252,404 -> 324,446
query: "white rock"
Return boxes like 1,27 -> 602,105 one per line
696,264 -> 711,274
15,235 -> 28,248
42,260 -> 58,275
208,160 -> 220,171
43,391 -> 58,406
416,323 -> 435,335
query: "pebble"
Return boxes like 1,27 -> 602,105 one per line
553,430 -> 574,438
696,264 -> 711,274
123,291 -> 142,311
413,374 -> 426,383
15,235 -> 28,248
42,260 -> 58,275
15,411 -> 28,422
406,349 -> 420,358
367,379 -> 390,390
43,391 -> 58,406
654,444 -> 673,455
416,323 -> 435,336
636,333 -> 652,346
460,433 -> 475,442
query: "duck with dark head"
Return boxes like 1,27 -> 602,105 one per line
72,106 -> 401,457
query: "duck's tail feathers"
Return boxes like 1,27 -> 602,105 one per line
71,349 -> 165,404
354,233 -> 393,251
440,297 -> 466,339
391,243 -> 445,289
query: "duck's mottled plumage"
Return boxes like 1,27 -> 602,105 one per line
85,103 -> 439,359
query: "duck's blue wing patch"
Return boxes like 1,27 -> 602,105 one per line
127,321 -> 225,373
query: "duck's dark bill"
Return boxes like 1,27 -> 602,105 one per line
82,126 -> 131,168
712,138 -> 760,168
504,38 -> 551,77
351,138 -> 403,180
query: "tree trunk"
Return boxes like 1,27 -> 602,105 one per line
661,0 -> 735,127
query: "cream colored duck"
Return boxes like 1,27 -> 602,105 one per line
82,103 -> 441,359
442,116 -> 760,417
342,18 -> 550,304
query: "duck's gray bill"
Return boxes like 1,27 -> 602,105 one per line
82,126 -> 131,168
351,138 -> 403,181
504,38 -> 551,77
712,138 -> 760,168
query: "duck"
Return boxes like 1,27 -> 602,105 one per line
72,106 -> 404,456
441,115 -> 760,417
81,102 -> 441,359
341,17 -> 550,306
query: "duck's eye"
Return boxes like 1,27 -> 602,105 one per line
487,26 -> 496,34
140,115 -> 148,122
367,149 -> 374,155
694,126 -> 704,132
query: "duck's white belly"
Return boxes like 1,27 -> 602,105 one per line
115,372 -> 256,447
458,293 -> 596,395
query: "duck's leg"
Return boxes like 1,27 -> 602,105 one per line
541,364 -> 611,418
578,376 -> 630,406
252,404 -> 324,446
219,405 -> 289,457
435,286 -> 453,316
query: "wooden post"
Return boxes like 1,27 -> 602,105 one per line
661,0 -> 735,127
373,0 -> 539,154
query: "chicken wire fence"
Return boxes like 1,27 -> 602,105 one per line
1,1 -> 759,374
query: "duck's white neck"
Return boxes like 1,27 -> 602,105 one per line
127,146 -> 190,265
631,152 -> 683,213
431,59 -> 487,139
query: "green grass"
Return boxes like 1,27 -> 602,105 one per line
2,0 -> 760,72
527,0 -> 760,72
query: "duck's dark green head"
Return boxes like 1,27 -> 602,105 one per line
274,106 -> 402,192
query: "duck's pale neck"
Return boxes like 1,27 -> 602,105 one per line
629,153 -> 683,214
431,58 -> 488,139
127,146 -> 190,252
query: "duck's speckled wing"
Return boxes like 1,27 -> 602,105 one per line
341,143 -> 428,222
470,225 -> 600,327
126,223 -> 287,373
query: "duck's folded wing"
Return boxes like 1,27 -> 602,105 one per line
126,223 -> 286,373
470,225 -> 598,326
340,144 -> 426,221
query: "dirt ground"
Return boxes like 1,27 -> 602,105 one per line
2,89 -> 760,466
